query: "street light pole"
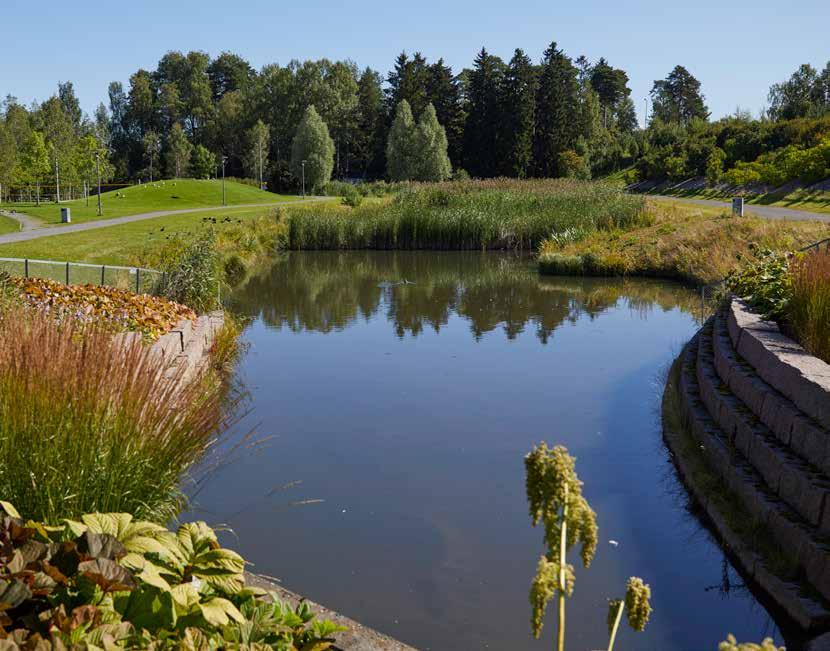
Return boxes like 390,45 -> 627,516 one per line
301,160 -> 306,198
221,156 -> 227,206
643,97 -> 649,128
96,152 -> 103,216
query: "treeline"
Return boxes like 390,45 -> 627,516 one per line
635,62 -> 830,187
1,49 -> 828,196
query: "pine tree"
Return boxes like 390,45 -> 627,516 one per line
463,48 -> 506,177
386,100 -> 417,181
533,42 -> 580,178
355,68 -> 386,178
290,105 -> 334,192
650,65 -> 709,125
386,52 -> 430,118
499,49 -> 538,177
414,104 -> 452,181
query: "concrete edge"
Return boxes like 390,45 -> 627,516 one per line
244,572 -> 419,651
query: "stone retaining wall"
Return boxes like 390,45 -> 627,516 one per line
665,297 -> 830,640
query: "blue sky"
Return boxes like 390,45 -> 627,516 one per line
2,0 -> 828,124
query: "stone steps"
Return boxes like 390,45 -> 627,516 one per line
697,315 -> 830,531
672,334 -> 830,629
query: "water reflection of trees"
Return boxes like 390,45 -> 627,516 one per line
228,252 -> 701,343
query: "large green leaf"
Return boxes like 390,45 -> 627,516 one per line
78,558 -> 136,593
198,597 -> 244,628
0,501 -> 20,519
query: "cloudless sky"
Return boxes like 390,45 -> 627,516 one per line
2,0 -> 828,125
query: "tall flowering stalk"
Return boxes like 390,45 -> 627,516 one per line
525,443 -> 598,651
606,577 -> 652,651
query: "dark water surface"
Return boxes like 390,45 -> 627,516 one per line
191,252 -> 787,651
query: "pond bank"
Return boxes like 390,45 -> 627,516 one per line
664,297 -> 830,646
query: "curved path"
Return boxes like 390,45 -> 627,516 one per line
0,197 -> 326,245
0,209 -> 44,232
647,194 -> 830,223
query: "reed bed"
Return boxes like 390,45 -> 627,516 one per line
286,179 -> 646,250
789,249 -> 830,362
0,308 -> 236,522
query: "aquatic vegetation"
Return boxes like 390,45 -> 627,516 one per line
0,502 -> 344,649
718,635 -> 784,651
286,178 -> 646,250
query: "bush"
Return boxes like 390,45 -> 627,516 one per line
0,503 -> 344,649
0,309 -> 236,523
724,250 -> 792,319
789,249 -> 830,362
538,253 -> 584,276
160,231 -> 221,312
340,184 -> 363,208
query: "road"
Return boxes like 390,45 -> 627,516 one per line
0,197 -> 326,245
647,194 -> 830,223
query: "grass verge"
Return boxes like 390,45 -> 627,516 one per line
651,187 -> 830,216
0,213 -> 20,234
539,200 -> 830,286
5,179 -> 300,225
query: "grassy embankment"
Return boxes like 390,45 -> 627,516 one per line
0,213 -> 19,234
539,199 -> 830,286
646,186 -> 830,216
5,178 -> 299,225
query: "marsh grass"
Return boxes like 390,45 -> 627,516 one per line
789,250 -> 830,362
540,201 -> 830,285
286,179 -> 646,250
0,308 -> 236,522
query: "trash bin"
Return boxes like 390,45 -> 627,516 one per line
61,207 -> 71,223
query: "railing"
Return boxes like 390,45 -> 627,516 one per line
0,258 -> 165,295
800,237 -> 830,253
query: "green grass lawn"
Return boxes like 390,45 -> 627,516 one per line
0,206 -> 277,266
0,214 -> 20,235
5,179 -> 300,225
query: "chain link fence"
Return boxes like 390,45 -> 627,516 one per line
0,258 -> 165,295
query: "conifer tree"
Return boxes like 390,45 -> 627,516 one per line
426,59 -> 465,169
533,42 -> 580,178
290,105 -> 335,192
386,100 -> 418,181
499,49 -> 538,177
355,68 -> 386,178
414,103 -> 452,181
463,48 -> 506,178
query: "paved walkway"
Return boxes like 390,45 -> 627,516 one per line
647,194 -> 830,223
0,209 -> 44,232
0,198 -> 327,245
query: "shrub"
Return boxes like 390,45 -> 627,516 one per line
0,309 -> 235,523
538,254 -> 585,276
0,503 -> 344,649
789,249 -> 830,362
340,184 -> 364,208
724,250 -> 792,320
160,230 -> 221,312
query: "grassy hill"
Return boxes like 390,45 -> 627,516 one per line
10,179 -> 299,225
0,214 -> 20,235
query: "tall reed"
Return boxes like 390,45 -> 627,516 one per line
789,249 -> 830,363
287,179 -> 646,250
0,308 -> 235,522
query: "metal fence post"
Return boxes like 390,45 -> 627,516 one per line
136,268 -> 141,293
101,265 -> 106,286
24,259 -> 29,278
65,262 -> 70,285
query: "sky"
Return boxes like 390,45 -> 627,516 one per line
2,0 -> 828,125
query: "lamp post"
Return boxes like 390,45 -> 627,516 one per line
643,97 -> 649,128
301,160 -> 306,198
96,152 -> 103,216
221,156 -> 227,206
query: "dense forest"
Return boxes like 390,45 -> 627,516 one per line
0,44 -> 828,195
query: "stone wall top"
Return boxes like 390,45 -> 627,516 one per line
727,297 -> 830,430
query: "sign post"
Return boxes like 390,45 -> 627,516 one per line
732,197 -> 744,217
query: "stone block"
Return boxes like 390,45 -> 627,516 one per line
791,415 -> 830,470
733,418 -> 757,459
749,436 -> 783,492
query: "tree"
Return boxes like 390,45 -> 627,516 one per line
426,59 -> 465,168
768,63 -> 829,120
463,48 -> 506,177
246,120 -> 270,187
500,49 -> 538,177
386,52 -> 430,118
20,131 -> 50,205
590,58 -> 630,119
533,42 -> 580,177
142,130 -> 161,181
414,104 -> 452,181
650,65 -> 709,125
290,105 -> 334,192
166,123 -> 192,178
355,68 -> 386,178
386,100 -> 417,181
191,144 -> 216,179
207,51 -> 254,101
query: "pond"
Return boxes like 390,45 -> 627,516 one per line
190,251 -> 787,651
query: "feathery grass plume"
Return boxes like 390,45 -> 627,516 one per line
606,577 -> 652,650
525,443 -> 597,649
718,635 -> 784,651
0,307 -> 239,523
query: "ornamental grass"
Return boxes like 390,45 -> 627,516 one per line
0,308 -> 235,523
789,249 -> 830,363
